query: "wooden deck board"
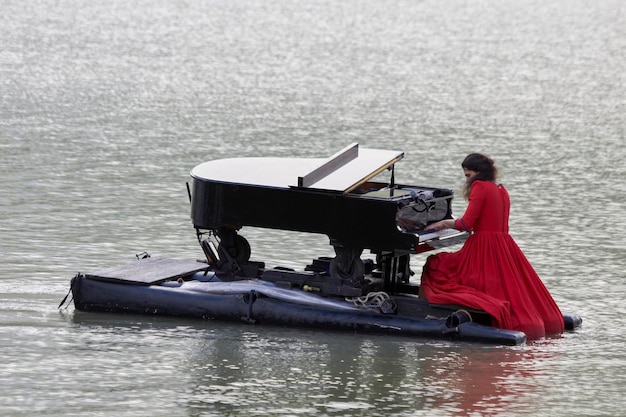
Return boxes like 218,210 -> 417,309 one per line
85,257 -> 208,285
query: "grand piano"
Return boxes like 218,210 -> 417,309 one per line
189,143 -> 468,297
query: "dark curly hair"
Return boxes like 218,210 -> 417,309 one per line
461,153 -> 498,199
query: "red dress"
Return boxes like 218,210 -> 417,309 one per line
420,180 -> 564,339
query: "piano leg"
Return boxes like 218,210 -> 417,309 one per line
203,228 -> 262,278
380,252 -> 412,294
329,244 -> 364,285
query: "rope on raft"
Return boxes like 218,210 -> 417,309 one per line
345,291 -> 397,314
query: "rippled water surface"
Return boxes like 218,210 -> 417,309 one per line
1,0 -> 625,415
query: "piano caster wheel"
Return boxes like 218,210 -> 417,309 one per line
218,234 -> 251,263
329,257 -> 364,283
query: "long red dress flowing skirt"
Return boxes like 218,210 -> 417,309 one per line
421,231 -> 564,339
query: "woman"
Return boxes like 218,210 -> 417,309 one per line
421,153 -> 564,339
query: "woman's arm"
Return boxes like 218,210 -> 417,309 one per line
424,181 -> 487,231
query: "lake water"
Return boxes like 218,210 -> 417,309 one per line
1,0 -> 625,415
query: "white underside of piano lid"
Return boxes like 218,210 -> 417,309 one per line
190,147 -> 404,193
191,157 -> 324,188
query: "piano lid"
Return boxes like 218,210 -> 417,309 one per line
190,143 -> 404,193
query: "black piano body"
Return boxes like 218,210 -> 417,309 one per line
189,143 -> 468,296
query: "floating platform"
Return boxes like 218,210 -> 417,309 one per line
68,257 -> 582,346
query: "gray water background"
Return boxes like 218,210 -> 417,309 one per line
1,0 -> 625,415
